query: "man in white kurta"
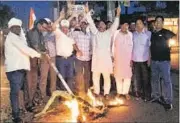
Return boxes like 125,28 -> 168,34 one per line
112,22 -> 133,100
5,18 -> 41,122
85,7 -> 121,98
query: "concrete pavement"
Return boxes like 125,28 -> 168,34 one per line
93,72 -> 179,122
0,53 -> 179,122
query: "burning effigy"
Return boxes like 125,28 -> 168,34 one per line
33,88 -> 125,122
33,55 -> 125,122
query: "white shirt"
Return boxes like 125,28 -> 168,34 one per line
85,12 -> 119,73
132,29 -> 151,62
5,32 -> 41,72
54,28 -> 75,57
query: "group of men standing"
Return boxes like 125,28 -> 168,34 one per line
4,4 -> 176,123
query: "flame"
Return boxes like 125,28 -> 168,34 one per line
109,97 -> 124,106
87,88 -> 104,107
82,115 -> 86,122
64,99 -> 79,122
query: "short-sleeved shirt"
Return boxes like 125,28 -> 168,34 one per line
150,28 -> 175,61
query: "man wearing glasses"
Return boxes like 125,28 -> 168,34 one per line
26,19 -> 49,111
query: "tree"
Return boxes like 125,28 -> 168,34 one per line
0,3 -> 14,28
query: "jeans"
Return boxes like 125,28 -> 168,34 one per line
74,58 -> 91,95
56,56 -> 75,91
133,61 -> 151,98
151,60 -> 173,104
6,70 -> 26,119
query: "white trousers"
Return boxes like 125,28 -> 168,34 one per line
93,72 -> 110,95
115,78 -> 131,95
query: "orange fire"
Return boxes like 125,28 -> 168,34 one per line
64,99 -> 79,122
109,97 -> 124,106
82,114 -> 86,122
64,98 -> 87,122
87,88 -> 104,107
64,87 -> 124,122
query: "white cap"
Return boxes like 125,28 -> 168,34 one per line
8,18 -> 22,28
60,19 -> 70,27
44,18 -> 52,24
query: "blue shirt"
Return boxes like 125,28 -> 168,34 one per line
132,29 -> 151,62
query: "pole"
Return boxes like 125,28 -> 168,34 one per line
45,54 -> 74,95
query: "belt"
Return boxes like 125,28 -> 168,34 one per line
57,54 -> 74,59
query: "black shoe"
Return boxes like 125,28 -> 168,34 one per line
13,117 -> 23,123
159,96 -> 167,105
144,98 -> 151,102
19,109 -> 28,117
143,96 -> 151,102
26,105 -> 35,112
135,92 -> 140,100
163,104 -> 173,111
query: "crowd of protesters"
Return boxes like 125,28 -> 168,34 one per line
4,4 -> 176,123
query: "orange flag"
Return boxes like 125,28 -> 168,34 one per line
29,8 -> 36,30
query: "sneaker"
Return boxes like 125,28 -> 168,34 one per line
164,104 -> 173,111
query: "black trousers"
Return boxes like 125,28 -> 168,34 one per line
133,61 -> 151,98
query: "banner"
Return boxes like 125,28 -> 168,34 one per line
70,5 -> 85,15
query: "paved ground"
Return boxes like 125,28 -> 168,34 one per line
0,52 -> 179,122
1,71 -> 179,122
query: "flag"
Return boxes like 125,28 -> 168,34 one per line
29,8 -> 36,30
